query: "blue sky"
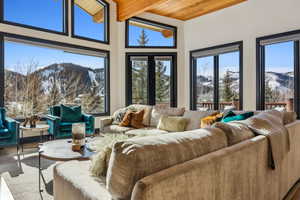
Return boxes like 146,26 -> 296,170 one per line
3,0 -> 294,75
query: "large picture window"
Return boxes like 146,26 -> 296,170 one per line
0,34 -> 110,118
126,53 -> 177,107
2,0 -> 67,34
190,42 -> 243,110
126,17 -> 177,48
257,30 -> 300,117
72,0 -> 109,43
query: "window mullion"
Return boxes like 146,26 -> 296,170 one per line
294,41 -> 300,118
0,36 -> 4,107
214,55 -> 219,110
148,56 -> 156,106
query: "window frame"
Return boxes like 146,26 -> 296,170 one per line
0,0 -> 69,36
125,17 -> 177,49
190,41 -> 243,110
71,0 -> 110,44
125,52 -> 177,107
0,32 -> 110,117
256,30 -> 300,117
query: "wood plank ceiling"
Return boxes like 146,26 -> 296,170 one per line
112,0 -> 247,21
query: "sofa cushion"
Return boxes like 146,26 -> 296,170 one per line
106,128 -> 228,199
213,122 -> 255,145
283,111 -> 297,125
128,105 -> 153,126
103,125 -> 134,133
60,104 -> 82,122
54,161 -> 111,200
125,128 -> 168,137
0,128 -> 9,136
157,116 -> 189,132
0,108 -> 5,129
150,105 -> 185,127
183,110 -> 215,131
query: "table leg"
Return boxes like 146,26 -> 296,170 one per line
21,129 -> 24,153
39,151 -> 42,192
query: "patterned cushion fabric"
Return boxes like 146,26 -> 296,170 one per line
0,108 -> 5,129
200,112 -> 223,128
150,105 -> 185,127
112,107 -> 135,125
183,110 -> 215,131
128,105 -> 153,126
60,104 -> 82,122
221,112 -> 254,123
213,122 -> 255,145
157,116 -> 189,132
106,128 -> 228,200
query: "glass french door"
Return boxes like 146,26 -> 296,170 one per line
126,53 -> 177,107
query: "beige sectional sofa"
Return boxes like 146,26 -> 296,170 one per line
53,108 -> 300,200
100,105 -> 217,135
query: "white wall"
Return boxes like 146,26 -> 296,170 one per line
184,0 -> 300,110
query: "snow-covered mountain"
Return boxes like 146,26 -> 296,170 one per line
5,63 -> 105,102
196,70 -> 293,100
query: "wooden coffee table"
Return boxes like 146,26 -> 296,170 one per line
38,139 -> 95,192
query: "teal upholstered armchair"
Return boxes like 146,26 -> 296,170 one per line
46,105 -> 95,139
0,108 -> 19,149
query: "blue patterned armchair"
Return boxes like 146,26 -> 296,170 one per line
45,105 -> 95,139
0,108 -> 19,149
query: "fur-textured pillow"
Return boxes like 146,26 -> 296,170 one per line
200,112 -> 223,128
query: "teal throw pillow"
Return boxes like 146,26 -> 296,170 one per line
60,105 -> 82,122
222,112 -> 254,123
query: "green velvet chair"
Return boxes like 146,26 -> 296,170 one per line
0,108 -> 20,150
46,105 -> 95,139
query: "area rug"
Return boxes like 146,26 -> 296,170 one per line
0,150 -> 57,200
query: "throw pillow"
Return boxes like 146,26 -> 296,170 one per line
128,105 -> 153,126
60,104 -> 82,122
221,112 -> 254,123
150,105 -> 185,127
213,122 -> 254,145
282,111 -> 297,125
200,112 -> 223,128
89,134 -> 132,177
0,108 -> 5,129
130,110 -> 145,129
183,110 -> 215,131
157,116 -> 189,132
119,110 -> 133,127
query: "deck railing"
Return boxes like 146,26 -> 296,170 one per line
197,98 -> 294,111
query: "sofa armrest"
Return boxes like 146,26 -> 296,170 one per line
45,114 -> 60,136
99,116 -> 113,131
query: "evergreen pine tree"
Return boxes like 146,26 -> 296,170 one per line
222,70 -> 234,102
155,61 -> 170,104
137,29 -> 149,46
